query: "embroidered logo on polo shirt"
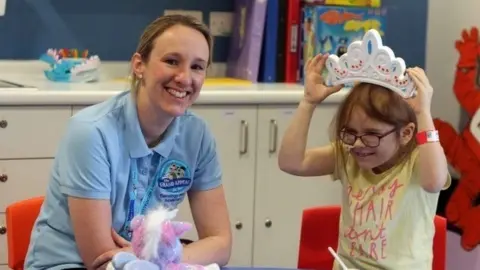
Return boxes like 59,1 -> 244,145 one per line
157,159 -> 192,207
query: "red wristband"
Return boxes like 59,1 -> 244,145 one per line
416,130 -> 439,145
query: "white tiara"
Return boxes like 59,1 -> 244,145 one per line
325,29 -> 416,98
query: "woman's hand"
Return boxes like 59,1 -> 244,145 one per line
92,230 -> 133,269
304,53 -> 344,104
109,252 -> 160,270
406,67 -> 434,115
112,229 -> 132,249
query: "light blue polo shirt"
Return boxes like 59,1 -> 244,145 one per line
24,91 -> 222,270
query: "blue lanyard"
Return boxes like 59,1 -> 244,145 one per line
120,158 -> 161,240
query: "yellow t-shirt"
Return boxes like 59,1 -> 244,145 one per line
332,147 -> 450,270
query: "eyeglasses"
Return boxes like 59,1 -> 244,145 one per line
340,128 -> 396,148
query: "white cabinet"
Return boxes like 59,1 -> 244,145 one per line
178,104 -> 341,268
0,159 -> 54,211
177,105 -> 258,267
0,106 -> 69,265
252,105 -> 343,268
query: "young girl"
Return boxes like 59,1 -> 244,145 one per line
278,53 -> 451,269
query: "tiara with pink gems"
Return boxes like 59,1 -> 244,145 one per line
325,29 -> 416,98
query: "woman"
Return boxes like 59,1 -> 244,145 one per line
25,15 -> 232,270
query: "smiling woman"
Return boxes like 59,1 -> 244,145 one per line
23,15 -> 231,270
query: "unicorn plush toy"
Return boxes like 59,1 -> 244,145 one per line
106,206 -> 220,270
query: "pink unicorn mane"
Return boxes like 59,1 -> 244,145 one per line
130,205 -> 192,266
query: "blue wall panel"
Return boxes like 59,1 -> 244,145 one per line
0,0 -> 427,67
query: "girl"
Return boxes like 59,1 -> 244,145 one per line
278,54 -> 450,269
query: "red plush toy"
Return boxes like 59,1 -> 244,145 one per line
433,27 -> 480,251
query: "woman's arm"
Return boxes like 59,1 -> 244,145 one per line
184,186 -> 232,266
68,198 -> 119,270
181,122 -> 232,265
278,99 -> 336,177
58,120 -> 123,269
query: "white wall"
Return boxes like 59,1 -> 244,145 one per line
426,0 -> 480,128
426,1 -> 480,269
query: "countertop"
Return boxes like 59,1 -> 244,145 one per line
0,60 -> 348,106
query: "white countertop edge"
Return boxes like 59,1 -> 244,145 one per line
0,60 -> 350,106
0,90 -> 348,106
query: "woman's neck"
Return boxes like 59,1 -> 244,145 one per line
135,91 -> 173,147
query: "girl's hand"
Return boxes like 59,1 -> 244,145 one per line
304,53 -> 344,104
405,67 -> 434,115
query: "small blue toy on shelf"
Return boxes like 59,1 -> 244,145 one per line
39,48 -> 101,83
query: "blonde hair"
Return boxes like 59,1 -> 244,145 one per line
330,83 -> 418,174
130,14 -> 214,93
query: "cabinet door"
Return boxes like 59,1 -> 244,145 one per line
0,107 -> 71,159
0,159 -> 54,211
175,105 -> 257,267
253,105 -> 343,268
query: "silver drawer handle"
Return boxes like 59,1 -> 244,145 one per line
239,120 -> 248,154
269,119 -> 278,154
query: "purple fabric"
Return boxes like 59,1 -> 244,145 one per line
226,0 -> 268,82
